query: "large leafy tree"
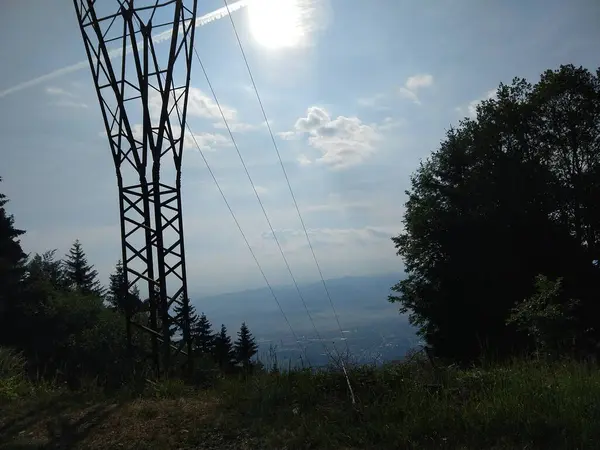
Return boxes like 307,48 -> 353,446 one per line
63,239 -> 105,296
234,322 -> 258,370
391,65 -> 600,363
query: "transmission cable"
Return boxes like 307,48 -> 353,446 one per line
191,47 -> 328,357
194,37 -> 355,404
221,0 -> 350,356
164,77 -> 311,368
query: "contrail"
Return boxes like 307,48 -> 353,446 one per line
0,0 -> 250,99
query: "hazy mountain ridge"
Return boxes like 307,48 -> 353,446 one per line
190,273 -> 418,366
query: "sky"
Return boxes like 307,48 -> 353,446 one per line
0,0 -> 598,296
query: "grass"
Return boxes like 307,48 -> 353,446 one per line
2,356 -> 600,449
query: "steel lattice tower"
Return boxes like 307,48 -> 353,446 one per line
73,0 -> 198,375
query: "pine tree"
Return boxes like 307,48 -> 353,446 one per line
213,324 -> 234,369
63,240 -> 104,296
193,312 -> 215,355
0,177 -> 27,339
234,322 -> 258,370
170,298 -> 199,342
107,260 -> 141,314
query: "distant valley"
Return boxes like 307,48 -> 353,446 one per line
190,274 -> 420,367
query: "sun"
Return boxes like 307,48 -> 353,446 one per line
248,0 -> 305,49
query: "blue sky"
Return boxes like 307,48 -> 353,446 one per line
0,0 -> 598,295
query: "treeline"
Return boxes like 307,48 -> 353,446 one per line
0,201 -> 258,386
391,64 -> 600,364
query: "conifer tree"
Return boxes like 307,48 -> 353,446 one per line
193,312 -> 215,355
107,260 -> 141,314
234,322 -> 258,370
0,177 -> 27,341
213,324 -> 234,369
63,240 -> 104,296
170,298 -> 199,342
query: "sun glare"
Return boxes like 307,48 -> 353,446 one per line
248,0 -> 305,49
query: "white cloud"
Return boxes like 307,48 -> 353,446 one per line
46,87 -> 77,98
297,154 -> 312,166
213,121 -> 261,132
55,101 -> 88,109
186,132 -> 232,152
254,185 -> 268,195
148,87 -> 264,134
258,226 -> 397,253
185,87 -> 237,121
405,74 -> 434,91
303,194 -> 371,213
277,131 -> 300,140
46,85 -> 89,108
0,1 -> 250,99
375,117 -> 405,131
127,123 -> 230,152
464,89 -> 496,119
146,87 -> 236,123
398,73 -> 434,105
357,93 -> 390,110
290,106 -> 382,169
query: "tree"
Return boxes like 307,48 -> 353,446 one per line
26,250 -> 68,290
63,240 -> 104,296
169,298 -> 199,343
212,324 -> 234,370
107,260 -> 142,314
390,65 -> 600,363
193,312 -> 214,355
234,322 -> 258,370
507,275 -> 579,357
0,178 -> 27,343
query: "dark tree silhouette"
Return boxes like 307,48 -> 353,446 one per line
213,324 -> 234,370
26,250 -> 68,290
193,312 -> 214,355
0,177 -> 27,343
107,260 -> 142,314
107,260 -> 143,349
391,65 -> 600,363
234,322 -> 258,370
63,240 -> 105,296
169,297 -> 199,343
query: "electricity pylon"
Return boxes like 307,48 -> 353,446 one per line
73,0 -> 198,375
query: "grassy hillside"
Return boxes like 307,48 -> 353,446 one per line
3,354 -> 600,449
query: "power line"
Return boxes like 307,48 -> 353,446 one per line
186,125 -> 311,367
191,46 -> 327,354
165,79 -> 310,368
221,0 -> 350,356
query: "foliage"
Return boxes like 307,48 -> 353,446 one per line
3,357 -> 600,449
0,347 -> 26,379
193,312 -> 214,355
391,64 -> 600,363
106,260 -> 142,315
507,275 -> 579,356
0,178 -> 27,344
63,240 -> 105,296
234,322 -> 258,370
26,250 -> 69,290
0,347 -> 29,401
213,324 -> 235,370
